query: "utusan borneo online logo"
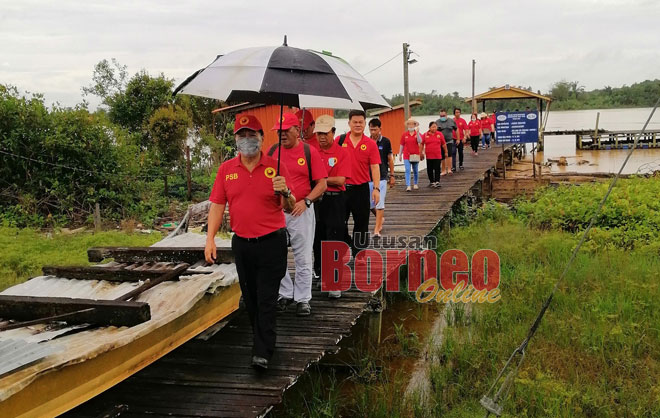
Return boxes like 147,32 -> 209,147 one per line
320,235 -> 501,304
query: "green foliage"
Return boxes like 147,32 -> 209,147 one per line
147,105 -> 191,170
515,176 -> 660,250
0,226 -> 162,291
108,71 -> 174,134
550,79 -> 660,110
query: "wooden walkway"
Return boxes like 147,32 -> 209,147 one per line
64,146 -> 505,418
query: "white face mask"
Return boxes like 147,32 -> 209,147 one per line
236,136 -> 262,157
471,118 -> 476,121
408,127 -> 415,133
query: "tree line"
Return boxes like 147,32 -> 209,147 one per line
1,59 -> 235,228
2,57 -> 657,228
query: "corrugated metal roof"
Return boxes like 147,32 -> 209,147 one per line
0,339 -> 62,378
0,232 -> 238,402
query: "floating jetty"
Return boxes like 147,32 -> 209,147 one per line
544,129 -> 660,149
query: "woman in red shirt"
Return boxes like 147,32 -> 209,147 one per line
421,121 -> 448,188
468,113 -> 483,155
480,112 -> 494,149
398,118 -> 422,191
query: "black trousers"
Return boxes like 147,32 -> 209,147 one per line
313,193 -> 346,275
344,183 -> 370,253
452,140 -> 464,169
427,159 -> 441,183
232,229 -> 288,360
470,135 -> 480,152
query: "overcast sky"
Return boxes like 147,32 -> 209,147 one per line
1,0 -> 659,109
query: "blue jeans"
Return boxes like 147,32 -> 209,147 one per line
482,133 -> 491,147
404,159 -> 419,186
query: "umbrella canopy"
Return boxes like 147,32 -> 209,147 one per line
174,44 -> 390,110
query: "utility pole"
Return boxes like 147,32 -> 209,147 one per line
471,59 -> 476,113
403,42 -> 410,120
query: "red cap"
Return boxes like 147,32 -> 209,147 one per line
271,113 -> 300,131
234,114 -> 263,134
295,109 -> 315,129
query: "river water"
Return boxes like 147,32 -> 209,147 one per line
337,107 -> 660,174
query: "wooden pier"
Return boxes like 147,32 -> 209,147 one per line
64,146 -> 507,418
544,129 -> 660,150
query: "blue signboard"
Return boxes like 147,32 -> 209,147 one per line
495,111 -> 539,143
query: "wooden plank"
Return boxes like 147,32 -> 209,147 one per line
0,295 -> 150,327
87,247 -> 234,264
41,265 -> 189,282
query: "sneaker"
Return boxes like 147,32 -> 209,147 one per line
296,301 -> 311,316
413,184 -> 419,190
406,186 -> 411,192
328,291 -> 342,299
276,297 -> 293,314
312,271 -> 320,280
251,356 -> 269,370
427,183 -> 434,188
459,165 -> 464,171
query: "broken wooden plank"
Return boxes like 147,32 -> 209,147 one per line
41,264 -> 210,282
87,247 -> 234,264
0,296 -> 150,327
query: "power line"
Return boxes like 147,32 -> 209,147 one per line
0,149 -> 163,180
363,51 -> 403,76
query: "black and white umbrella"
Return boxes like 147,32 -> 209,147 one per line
174,37 -> 390,173
173,39 -> 390,110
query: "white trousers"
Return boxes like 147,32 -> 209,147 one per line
279,205 -> 315,303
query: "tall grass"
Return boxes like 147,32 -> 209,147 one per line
426,178 -> 660,417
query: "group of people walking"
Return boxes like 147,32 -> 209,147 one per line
204,109 -> 385,370
398,108 -> 496,189
203,107 -> 496,370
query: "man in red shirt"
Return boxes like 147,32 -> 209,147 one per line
270,113 -> 327,316
295,109 -> 320,150
338,109 -> 381,254
312,115 -> 351,298
453,108 -> 469,171
205,114 -> 295,370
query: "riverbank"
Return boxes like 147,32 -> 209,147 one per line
274,175 -> 660,417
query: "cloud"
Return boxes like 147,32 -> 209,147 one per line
1,0 -> 658,108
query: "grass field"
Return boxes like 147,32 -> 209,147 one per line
0,226 -> 163,291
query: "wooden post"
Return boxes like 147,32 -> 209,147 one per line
403,43 -> 410,120
94,203 -> 101,232
186,145 -> 192,201
502,144 -> 506,179
594,112 -> 601,149
471,59 -> 476,113
532,145 -> 536,179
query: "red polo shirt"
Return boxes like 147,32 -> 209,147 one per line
422,131 -> 446,160
490,114 -> 496,129
339,134 -> 381,185
209,153 -> 289,238
304,134 -> 320,151
468,120 -> 481,136
481,118 -> 493,132
271,141 -> 327,202
400,131 -> 421,159
318,140 -> 351,192
453,117 -> 468,140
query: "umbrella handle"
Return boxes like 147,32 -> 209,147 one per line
276,95 -> 284,176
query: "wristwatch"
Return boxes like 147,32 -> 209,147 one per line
281,189 -> 291,198
373,187 -> 380,192
304,198 -> 312,207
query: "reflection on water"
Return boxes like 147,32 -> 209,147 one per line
337,107 -> 660,174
